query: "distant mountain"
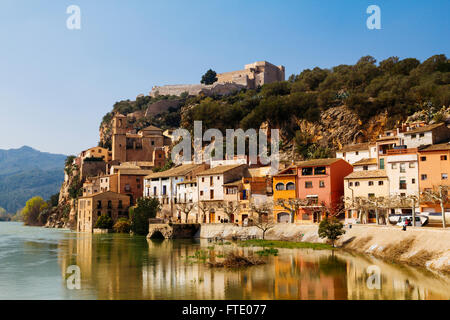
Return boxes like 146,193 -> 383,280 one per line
0,146 -> 67,213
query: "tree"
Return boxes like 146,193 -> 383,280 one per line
21,196 -> 48,226
218,201 -> 241,223
197,201 -> 215,224
176,202 -> 196,223
131,197 -> 161,235
422,186 -> 448,228
113,217 -> 131,233
276,198 -> 306,223
250,200 -> 275,240
95,214 -> 113,229
318,217 -> 346,247
201,69 -> 218,85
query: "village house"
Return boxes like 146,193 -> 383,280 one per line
384,148 -> 419,202
352,158 -> 378,171
344,170 -> 390,224
402,123 -> 450,149
144,163 -> 208,219
196,164 -> 248,223
417,142 -> 450,217
80,146 -> 112,162
295,158 -> 353,224
77,191 -> 130,233
272,167 -> 297,223
336,143 -> 377,165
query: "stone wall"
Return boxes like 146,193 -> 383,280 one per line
150,83 -> 246,98
198,223 -> 450,272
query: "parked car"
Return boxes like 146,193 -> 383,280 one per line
396,215 -> 428,227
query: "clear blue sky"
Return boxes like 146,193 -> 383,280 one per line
0,0 -> 448,155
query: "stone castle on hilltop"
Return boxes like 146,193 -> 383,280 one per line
150,61 -> 285,97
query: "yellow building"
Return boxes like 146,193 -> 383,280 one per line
272,167 -> 297,223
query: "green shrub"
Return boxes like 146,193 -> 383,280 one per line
113,218 -> 131,233
130,197 -> 161,235
95,214 -> 113,229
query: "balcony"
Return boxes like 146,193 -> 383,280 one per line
386,148 -> 417,155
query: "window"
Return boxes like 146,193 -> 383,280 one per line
162,185 -> 167,195
442,173 -> 448,180
97,201 -> 102,209
153,186 -> 157,196
421,174 -> 427,181
378,181 -> 384,186
302,167 -> 313,176
399,179 -> 407,190
314,167 -> 326,175
391,163 -> 397,169
210,190 -> 214,199
125,184 -> 131,192
368,181 -> 374,186
200,191 -> 204,196
275,183 -> 285,191
217,176 -> 220,180
368,193 -> 375,198
97,211 -> 101,217
202,177 -> 205,183
118,200 -> 123,209
107,200 -> 112,209
412,178 -> 416,184
355,151 -> 359,155
151,141 -> 155,146
319,181 -> 325,188
420,156 -> 426,161
379,158 -> 385,169
411,134 -> 416,139
307,196 -> 319,205
409,162 -> 415,168
305,181 -> 313,188
286,182 -> 295,190
349,182 -> 353,187
363,165 -> 368,171
355,182 -> 360,186
419,133 -> 424,138
441,155 -> 448,161
400,163 -> 406,173
400,193 -> 406,197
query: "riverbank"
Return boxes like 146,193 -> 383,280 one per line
198,223 -> 450,273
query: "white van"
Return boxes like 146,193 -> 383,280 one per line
396,215 -> 426,227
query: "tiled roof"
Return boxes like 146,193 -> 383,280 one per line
418,142 -> 450,151
353,158 -> 377,166
345,170 -> 387,179
339,142 -> 374,152
295,158 -> 342,167
223,180 -> 242,187
196,164 -> 246,176
403,123 -> 446,135
145,163 -> 204,179
118,169 -> 154,176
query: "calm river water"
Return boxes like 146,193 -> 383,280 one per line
0,222 -> 448,300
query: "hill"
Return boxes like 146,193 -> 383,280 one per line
0,146 -> 66,213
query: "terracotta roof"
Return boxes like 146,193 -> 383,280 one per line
223,180 -> 242,187
339,143 -> 374,152
345,170 -> 387,179
376,135 -> 400,141
118,169 -> 154,176
295,158 -> 342,167
403,123 -> 446,135
145,163 -> 205,179
79,190 -> 130,199
141,125 -> 162,132
275,167 -> 297,176
418,142 -> 450,152
353,158 -> 377,166
196,164 -> 246,176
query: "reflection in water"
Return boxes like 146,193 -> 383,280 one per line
0,223 -> 448,300
58,232 -> 450,300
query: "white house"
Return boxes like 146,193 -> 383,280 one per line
385,151 -> 419,199
402,123 -> 450,149
336,143 -> 377,164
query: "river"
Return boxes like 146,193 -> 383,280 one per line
0,222 -> 448,300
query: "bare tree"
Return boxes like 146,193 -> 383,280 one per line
218,201 -> 241,223
276,198 -> 307,223
250,200 -> 275,240
422,185 -> 448,228
176,202 -> 196,223
197,201 -> 215,224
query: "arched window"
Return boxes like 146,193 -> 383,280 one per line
286,182 -> 295,190
275,183 -> 285,191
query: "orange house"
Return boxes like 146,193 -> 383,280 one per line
296,159 -> 353,223
418,143 -> 450,216
273,167 -> 297,223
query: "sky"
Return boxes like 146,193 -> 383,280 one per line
0,0 -> 448,155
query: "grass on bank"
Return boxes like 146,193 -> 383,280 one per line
238,239 -> 334,250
